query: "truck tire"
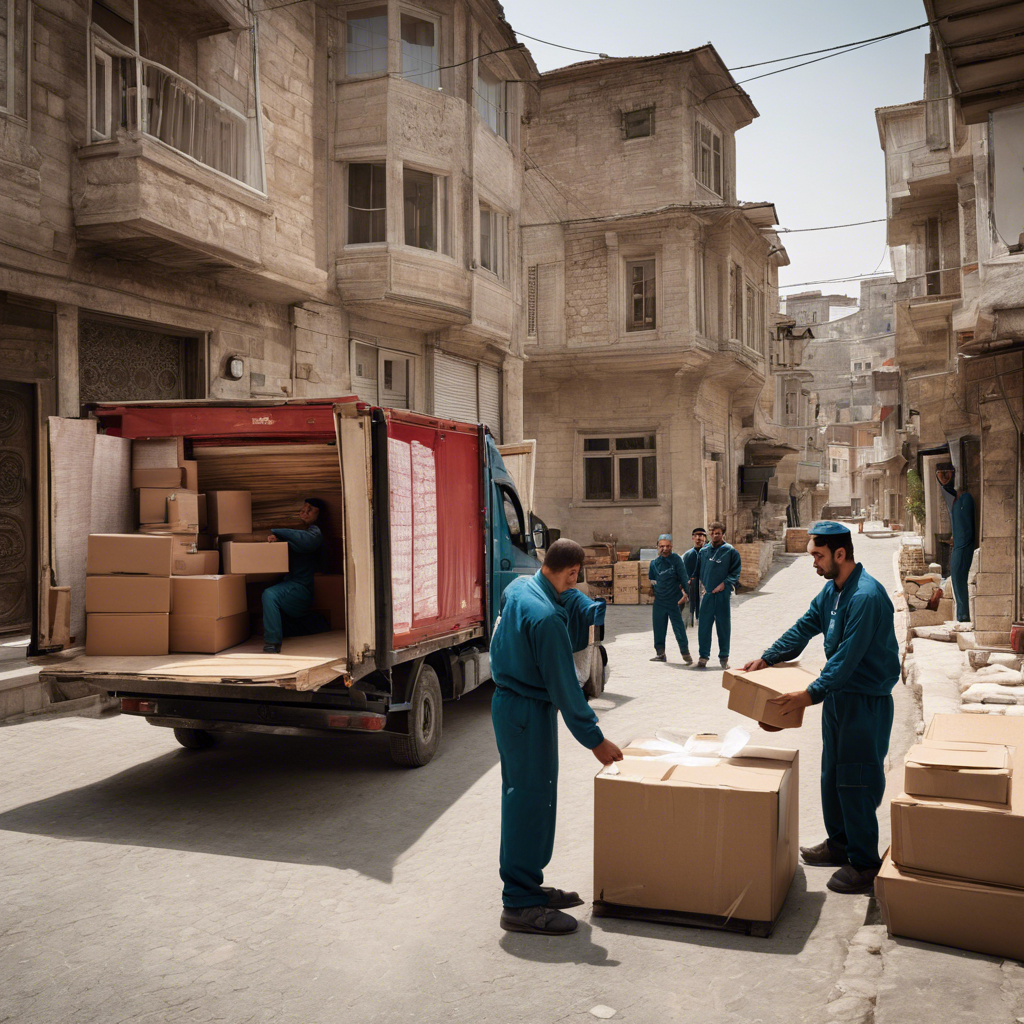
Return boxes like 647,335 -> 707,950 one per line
173,727 -> 215,750
583,644 -> 606,700
388,665 -> 442,768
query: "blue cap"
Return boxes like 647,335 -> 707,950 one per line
809,520 -> 851,536
658,534 -> 672,542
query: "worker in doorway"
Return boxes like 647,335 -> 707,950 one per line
490,538 -> 623,936
935,461 -> 975,623
262,498 -> 325,654
648,534 -> 692,664
742,522 -> 900,895
682,527 -> 707,626
696,521 -> 741,669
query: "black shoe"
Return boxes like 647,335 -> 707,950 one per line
827,863 -> 879,895
719,657 -> 730,669
263,643 -> 282,654
682,653 -> 693,665
697,657 -> 708,668
650,653 -> 666,662
500,906 -> 578,935
800,838 -> 850,867
541,886 -> 584,910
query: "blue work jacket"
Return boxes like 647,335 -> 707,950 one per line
270,524 -> 323,591
649,553 -> 688,603
681,547 -> 702,586
489,571 -> 605,749
698,542 -> 742,594
943,490 -> 976,550
761,563 -> 900,704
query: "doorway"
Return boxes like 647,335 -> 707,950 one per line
0,381 -> 35,639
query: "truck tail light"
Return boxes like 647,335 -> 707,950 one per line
121,698 -> 157,715
327,713 -> 385,731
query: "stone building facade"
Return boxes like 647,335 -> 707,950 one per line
521,48 -> 792,550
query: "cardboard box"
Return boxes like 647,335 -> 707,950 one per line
206,491 -> 253,537
170,575 -> 246,619
198,493 -> 207,531
721,665 -> 814,730
875,853 -> 1024,962
86,575 -> 171,614
131,466 -> 183,489
166,490 -> 200,531
85,613 -> 169,656
586,566 -> 613,584
904,739 -> 1012,805
132,437 -> 184,470
926,712 -> 1024,750
583,544 -> 615,566
172,551 -> 220,576
613,561 -> 639,582
221,540 -> 289,575
169,610 -> 249,654
312,574 -> 345,629
594,742 -> 799,924
87,534 -> 173,577
137,488 -> 175,525
181,459 -> 198,491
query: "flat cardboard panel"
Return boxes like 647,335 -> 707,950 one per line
926,713 -> 1024,750
722,666 -> 814,730
221,541 -> 289,575
169,610 -> 250,654
171,575 -> 247,618
87,534 -> 173,577
86,576 -> 171,613
181,460 -> 198,491
131,467 -> 183,489
85,613 -> 169,656
172,551 -> 221,576
904,740 -> 1012,805
876,853 -> 1024,962
131,438 -> 183,469
206,491 -> 253,537
138,488 -> 174,524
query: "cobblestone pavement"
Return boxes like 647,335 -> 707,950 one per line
0,538 -> 925,1024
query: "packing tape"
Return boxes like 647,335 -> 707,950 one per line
719,881 -> 753,924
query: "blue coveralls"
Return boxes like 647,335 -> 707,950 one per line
261,524 -> 323,646
649,553 -> 690,656
489,572 -> 606,908
942,488 -> 976,623
761,564 -> 900,870
696,541 -> 742,659
682,546 -> 702,625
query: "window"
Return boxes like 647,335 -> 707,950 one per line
352,341 -> 414,409
695,250 -> 706,335
832,459 -> 839,473
925,216 -> 941,295
527,265 -> 538,337
404,168 -> 447,252
475,65 -> 507,140
732,263 -> 743,339
349,163 -> 387,244
347,7 -> 388,77
853,361 -> 863,371
0,0 -> 28,119
401,11 -> 439,90
744,283 -> 756,350
864,360 -> 872,370
785,392 -> 797,419
480,204 -> 509,282
627,259 -> 656,331
694,118 -> 723,195
582,434 -> 658,502
623,107 -> 654,139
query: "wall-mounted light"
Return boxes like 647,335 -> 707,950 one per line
226,356 -> 245,380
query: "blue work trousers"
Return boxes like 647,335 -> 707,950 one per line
652,599 -> 689,656
820,691 -> 894,870
261,580 -> 313,646
949,546 -> 972,623
697,589 -> 731,659
491,686 -> 559,908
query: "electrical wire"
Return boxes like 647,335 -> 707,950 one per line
776,218 -> 885,234
513,31 -> 609,58
725,23 -> 930,70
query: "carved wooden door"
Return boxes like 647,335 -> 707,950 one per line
0,381 -> 34,636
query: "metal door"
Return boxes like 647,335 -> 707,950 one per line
0,381 -> 34,636
433,352 -> 478,422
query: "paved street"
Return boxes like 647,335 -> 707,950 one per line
0,537 -> 919,1024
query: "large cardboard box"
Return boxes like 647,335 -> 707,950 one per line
583,544 -> 615,567
613,561 -> 639,606
198,493 -> 207,531
137,488 -> 176,524
586,566 -> 613,584
169,611 -> 249,654
86,576 -> 171,614
594,742 -> 799,924
86,613 -> 169,655
131,466 -> 183,489
87,534 -> 173,577
172,551 -> 220,576
221,540 -> 289,575
926,712 -> 1024,749
171,575 -> 246,618
312,574 -> 346,628
132,437 -> 184,469
904,739 -> 1012,805
721,665 -> 813,730
181,459 -> 198,491
167,490 -> 200,531
875,853 -> 1024,962
206,491 -> 253,537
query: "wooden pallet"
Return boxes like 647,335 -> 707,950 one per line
591,899 -> 779,938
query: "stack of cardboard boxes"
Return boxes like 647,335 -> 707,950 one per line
582,544 -> 615,603
638,560 -> 654,604
876,713 -> 1024,962
612,561 -> 639,606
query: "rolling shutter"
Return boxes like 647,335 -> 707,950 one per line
433,352 -> 478,423
478,363 -> 501,441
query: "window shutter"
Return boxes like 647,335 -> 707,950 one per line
536,262 -> 560,346
478,363 -> 501,441
527,265 -> 538,337
433,351 -> 479,422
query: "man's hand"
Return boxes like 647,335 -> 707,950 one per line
267,534 -> 278,543
678,592 -> 688,606
743,658 -> 769,672
767,689 -> 814,717
712,583 -> 725,594
591,738 -> 624,765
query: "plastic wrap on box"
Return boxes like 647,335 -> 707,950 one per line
388,436 -> 413,634
411,440 -> 439,620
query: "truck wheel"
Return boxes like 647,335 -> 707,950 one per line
388,665 -> 442,768
583,645 -> 607,700
174,728 -> 215,750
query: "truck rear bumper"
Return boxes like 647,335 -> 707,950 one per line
144,716 -> 387,739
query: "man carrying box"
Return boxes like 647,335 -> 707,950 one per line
742,521 -> 900,894
262,498 -> 325,654
648,534 -> 692,664
490,538 -> 623,935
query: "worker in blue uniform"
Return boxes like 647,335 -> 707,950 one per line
490,538 -> 623,935
648,534 -> 692,664
936,462 -> 975,622
262,498 -> 325,654
681,527 -> 706,626
742,522 -> 900,895
696,521 -> 742,669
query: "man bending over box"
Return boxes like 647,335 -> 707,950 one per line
262,498 -> 325,654
742,522 -> 900,895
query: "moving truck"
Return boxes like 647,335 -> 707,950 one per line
41,398 -> 607,766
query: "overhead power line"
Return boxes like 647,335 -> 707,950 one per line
513,31 -> 609,58
775,218 -> 886,234
725,23 -> 930,70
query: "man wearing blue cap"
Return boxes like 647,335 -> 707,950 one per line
696,521 -> 742,669
682,528 -> 706,626
742,521 -> 900,895
648,534 -> 692,664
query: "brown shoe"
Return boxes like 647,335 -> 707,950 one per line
800,838 -> 849,867
541,886 -> 584,910
827,863 -> 879,895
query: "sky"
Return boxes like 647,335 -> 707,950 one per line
501,0 -> 932,306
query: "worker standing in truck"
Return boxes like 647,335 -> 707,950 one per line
490,538 -> 623,936
262,498 -> 325,654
